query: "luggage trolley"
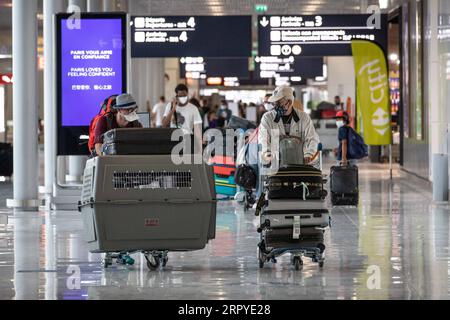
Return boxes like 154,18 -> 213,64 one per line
78,155 -> 217,270
255,140 -> 330,270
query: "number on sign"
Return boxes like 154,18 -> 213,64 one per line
315,16 -> 323,27
187,17 -> 196,28
179,31 -> 188,42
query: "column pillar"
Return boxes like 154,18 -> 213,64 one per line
44,0 -> 64,196
103,0 -> 115,11
87,0 -> 102,12
68,0 -> 86,11
10,0 -> 39,210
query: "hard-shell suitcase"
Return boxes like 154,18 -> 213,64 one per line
102,128 -> 189,155
0,143 -> 13,177
210,155 -> 235,177
266,164 -> 326,200
330,165 -> 359,206
214,174 -> 237,196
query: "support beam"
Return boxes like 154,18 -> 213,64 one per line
9,0 -> 40,210
87,0 -> 102,12
44,0 -> 64,196
68,0 -> 86,11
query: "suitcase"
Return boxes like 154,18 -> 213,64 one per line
0,143 -> 13,177
330,165 -> 359,206
102,128 -> 192,155
266,165 -> 326,200
214,174 -> 237,196
210,155 -> 235,177
261,208 -> 330,229
264,226 -> 325,249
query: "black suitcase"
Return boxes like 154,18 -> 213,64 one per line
330,165 -> 359,206
102,128 -> 192,155
266,164 -> 326,200
0,143 -> 13,177
264,227 -> 325,249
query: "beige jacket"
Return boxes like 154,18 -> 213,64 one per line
258,108 -> 320,163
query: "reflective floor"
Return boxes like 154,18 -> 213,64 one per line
1,161 -> 450,300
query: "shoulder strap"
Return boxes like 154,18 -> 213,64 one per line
173,107 -> 179,128
106,113 -> 114,131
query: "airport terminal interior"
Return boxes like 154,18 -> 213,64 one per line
1,0 -> 450,300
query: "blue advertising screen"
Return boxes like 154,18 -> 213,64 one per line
60,17 -> 126,126
56,13 -> 127,155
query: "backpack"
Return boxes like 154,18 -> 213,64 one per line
88,95 -> 118,152
347,127 -> 368,159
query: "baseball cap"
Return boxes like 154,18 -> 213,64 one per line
268,85 -> 294,103
114,93 -> 137,109
334,110 -> 349,119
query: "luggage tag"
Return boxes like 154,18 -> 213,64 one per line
293,216 -> 301,239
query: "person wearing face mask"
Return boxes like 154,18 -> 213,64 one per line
93,93 -> 143,157
334,110 -> 357,166
162,84 -> 203,150
216,100 -> 232,128
258,85 -> 319,168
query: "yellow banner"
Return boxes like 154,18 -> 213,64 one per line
351,40 -> 391,145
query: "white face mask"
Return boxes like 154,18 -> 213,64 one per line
123,111 -> 139,122
264,103 -> 274,111
336,120 -> 344,128
178,96 -> 188,105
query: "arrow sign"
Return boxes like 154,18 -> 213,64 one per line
255,56 -> 260,63
260,17 -> 269,27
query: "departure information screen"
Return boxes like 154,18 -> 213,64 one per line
254,56 -> 323,80
131,16 -> 252,57
258,14 -> 387,57
180,57 -> 250,79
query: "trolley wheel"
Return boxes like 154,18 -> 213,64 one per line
146,255 -> 160,270
293,257 -> 303,271
319,261 -> 324,268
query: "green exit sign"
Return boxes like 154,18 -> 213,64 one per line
255,4 -> 268,13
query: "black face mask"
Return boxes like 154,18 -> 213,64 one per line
275,104 -> 286,118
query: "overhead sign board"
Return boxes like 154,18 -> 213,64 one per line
258,14 -> 387,57
56,13 -> 127,155
131,16 -> 252,57
180,57 -> 250,80
254,56 -> 323,80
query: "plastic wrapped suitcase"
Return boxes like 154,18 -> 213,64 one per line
78,155 -> 217,269
102,128 -> 194,155
261,203 -> 330,228
330,165 -> 359,206
266,165 -> 327,200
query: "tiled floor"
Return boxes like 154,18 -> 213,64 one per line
1,161 -> 450,300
